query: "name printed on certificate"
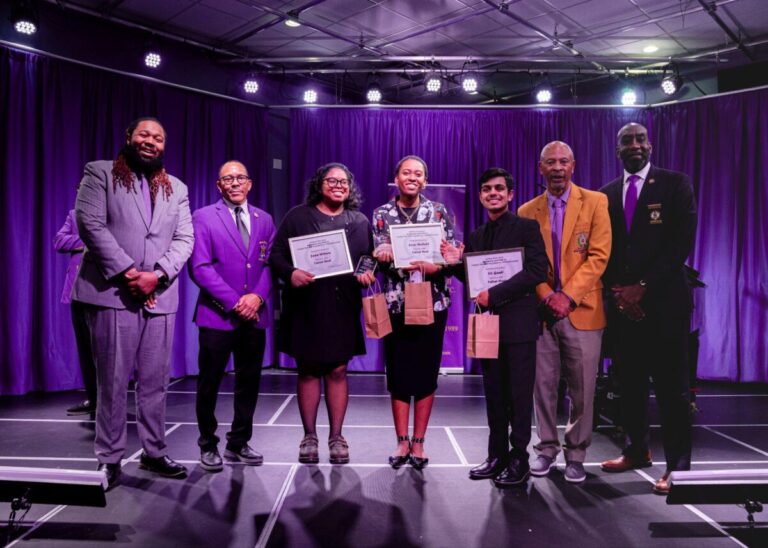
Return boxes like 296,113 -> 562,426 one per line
288,229 -> 354,279
463,248 -> 524,299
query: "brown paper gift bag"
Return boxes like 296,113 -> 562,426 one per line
466,305 -> 499,359
362,283 -> 392,339
404,281 -> 434,325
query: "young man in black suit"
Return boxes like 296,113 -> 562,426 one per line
443,168 -> 547,487
599,123 -> 698,494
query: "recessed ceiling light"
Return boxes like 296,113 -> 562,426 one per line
643,45 -> 659,53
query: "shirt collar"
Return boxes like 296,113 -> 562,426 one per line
624,162 -> 651,185
222,197 -> 249,211
546,182 -> 572,207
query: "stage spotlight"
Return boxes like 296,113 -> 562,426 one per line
461,74 -> 478,94
284,10 -> 301,27
425,71 -> 441,93
661,75 -> 682,96
243,78 -> 259,94
303,89 -> 318,104
144,51 -> 161,69
366,84 -> 382,104
536,88 -> 552,103
621,89 -> 638,106
11,0 -> 39,35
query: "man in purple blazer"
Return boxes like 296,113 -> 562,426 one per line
189,160 -> 276,472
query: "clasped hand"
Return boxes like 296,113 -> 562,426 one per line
235,293 -> 262,321
612,283 -> 646,321
125,267 -> 158,308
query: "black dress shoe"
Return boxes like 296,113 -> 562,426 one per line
469,457 -> 507,480
493,459 -> 530,488
200,448 -> 223,472
67,399 -> 96,416
139,453 -> 188,478
97,462 -> 121,489
224,444 -> 263,466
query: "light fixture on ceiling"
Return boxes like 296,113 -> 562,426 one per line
366,84 -> 382,104
643,44 -> 659,54
303,89 -> 318,104
243,77 -> 259,94
660,66 -> 683,96
144,51 -> 161,69
661,74 -> 682,96
536,87 -> 553,104
425,68 -> 442,93
284,10 -> 301,27
11,0 -> 39,35
621,89 -> 638,106
460,60 -> 479,94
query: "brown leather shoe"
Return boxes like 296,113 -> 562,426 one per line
600,452 -> 652,473
653,472 -> 671,495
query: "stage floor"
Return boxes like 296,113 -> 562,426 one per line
1,372 -> 766,547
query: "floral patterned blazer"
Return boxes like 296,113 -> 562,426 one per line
372,194 -> 457,314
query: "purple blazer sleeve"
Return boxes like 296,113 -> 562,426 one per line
189,211 -> 242,312
53,210 -> 85,253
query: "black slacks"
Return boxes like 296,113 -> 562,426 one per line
481,340 -> 537,462
196,324 -> 266,451
613,310 -> 692,471
71,300 -> 97,403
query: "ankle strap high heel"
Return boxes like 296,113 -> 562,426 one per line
389,435 -> 411,469
409,437 -> 428,470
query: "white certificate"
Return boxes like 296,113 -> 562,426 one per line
288,229 -> 354,279
464,248 -> 525,299
389,222 -> 446,269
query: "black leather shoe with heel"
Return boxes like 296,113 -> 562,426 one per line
388,435 -> 410,469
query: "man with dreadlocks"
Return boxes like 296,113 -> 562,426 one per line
72,117 -> 194,488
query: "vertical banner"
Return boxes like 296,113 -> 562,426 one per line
421,185 -> 466,373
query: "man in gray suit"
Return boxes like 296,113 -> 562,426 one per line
73,117 -> 194,487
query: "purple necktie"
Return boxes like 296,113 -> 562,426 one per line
624,174 -> 639,233
552,198 -> 564,290
140,174 -> 153,220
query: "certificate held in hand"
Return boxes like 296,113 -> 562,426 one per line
288,229 -> 354,279
389,223 -> 445,269
463,248 -> 525,299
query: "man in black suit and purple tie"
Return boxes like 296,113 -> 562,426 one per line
599,123 -> 697,494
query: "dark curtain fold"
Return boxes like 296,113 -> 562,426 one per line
0,46 -> 270,395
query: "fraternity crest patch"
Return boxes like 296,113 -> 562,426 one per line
647,203 -> 663,224
575,232 -> 589,253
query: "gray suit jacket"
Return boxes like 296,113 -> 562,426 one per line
72,160 -> 194,314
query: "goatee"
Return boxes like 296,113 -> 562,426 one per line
121,143 -> 164,174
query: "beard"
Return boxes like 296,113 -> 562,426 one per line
121,143 -> 164,174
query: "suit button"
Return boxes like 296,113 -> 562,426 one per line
246,263 -> 251,269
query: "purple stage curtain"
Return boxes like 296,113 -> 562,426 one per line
653,89 -> 768,383
290,102 -> 768,382
0,46 -> 270,395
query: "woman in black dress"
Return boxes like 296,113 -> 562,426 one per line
271,163 -> 374,465
372,155 -> 457,469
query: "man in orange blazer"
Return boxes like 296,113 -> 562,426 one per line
518,141 -> 611,483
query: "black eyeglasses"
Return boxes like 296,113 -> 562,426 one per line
219,175 -> 251,186
323,177 -> 350,188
